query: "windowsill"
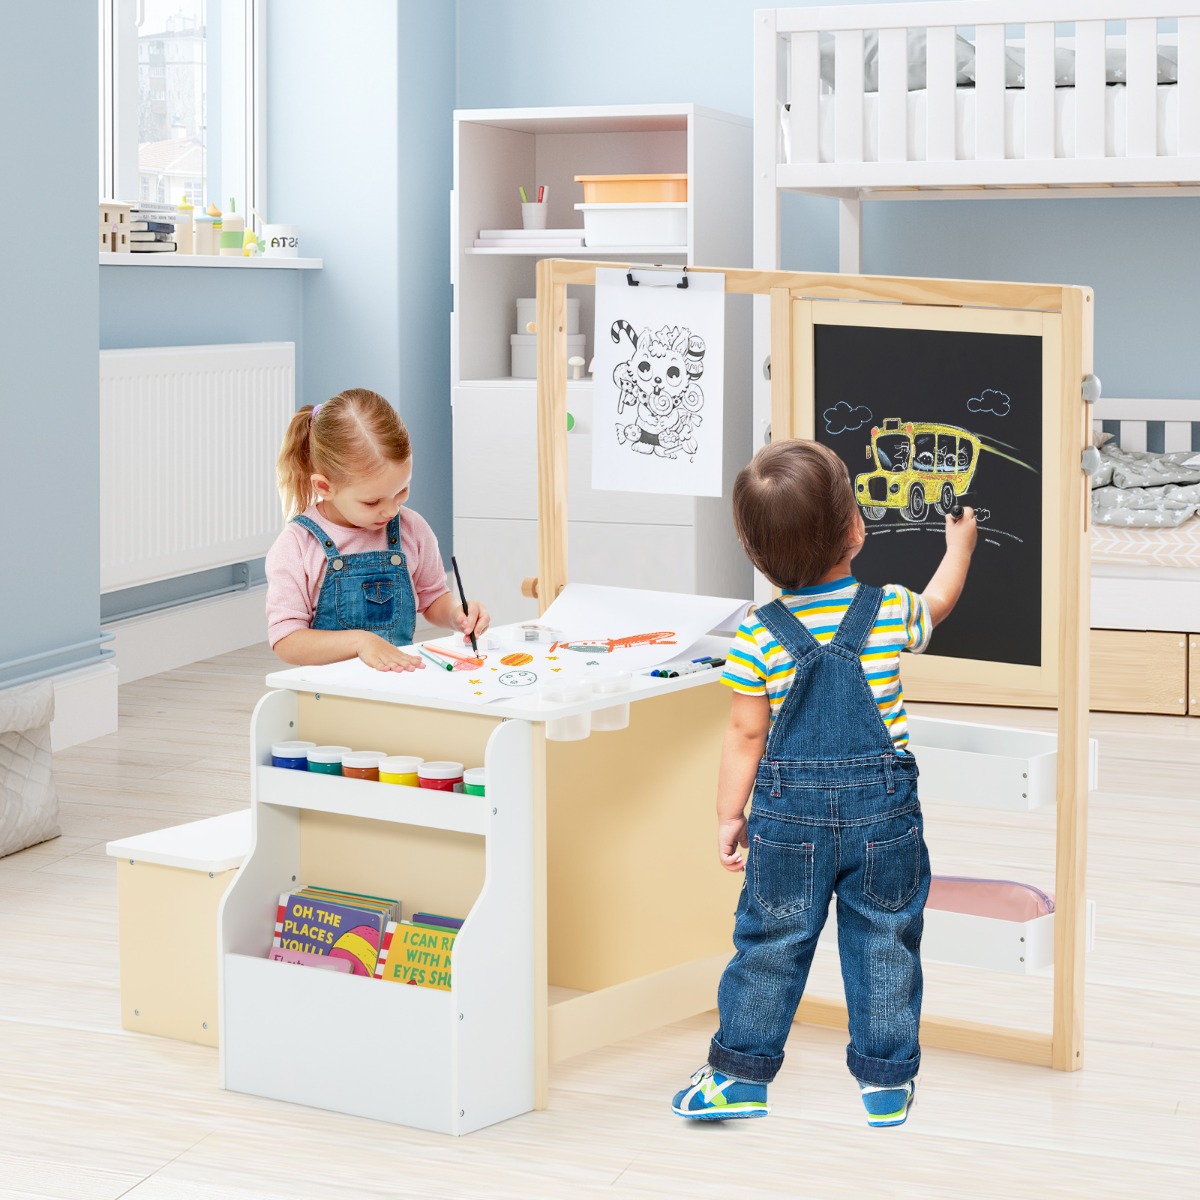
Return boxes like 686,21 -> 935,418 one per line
99,253 -> 322,270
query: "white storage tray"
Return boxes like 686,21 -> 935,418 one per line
923,901 -> 1095,975
907,716 -> 1098,811
574,202 -> 687,247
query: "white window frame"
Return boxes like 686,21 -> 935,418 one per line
99,0 -> 265,230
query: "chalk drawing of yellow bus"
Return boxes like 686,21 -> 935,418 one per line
855,419 -> 981,522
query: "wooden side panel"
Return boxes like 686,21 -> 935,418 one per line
1090,630 -> 1188,716
1191,635 -> 1200,716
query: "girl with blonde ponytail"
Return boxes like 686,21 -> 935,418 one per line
265,388 -> 490,670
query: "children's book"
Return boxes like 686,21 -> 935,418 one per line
375,921 -> 457,990
268,946 -> 353,973
128,242 -> 177,252
129,220 -> 176,233
273,888 -> 398,976
410,911 -> 464,931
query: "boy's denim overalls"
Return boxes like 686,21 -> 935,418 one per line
292,513 -> 417,647
709,584 -> 930,1089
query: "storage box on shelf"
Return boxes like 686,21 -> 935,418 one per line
451,105 -> 753,623
575,173 -> 689,203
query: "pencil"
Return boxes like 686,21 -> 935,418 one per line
419,647 -> 453,672
450,555 -> 478,655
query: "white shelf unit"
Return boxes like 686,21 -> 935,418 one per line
218,688 -> 535,1135
451,105 -> 755,625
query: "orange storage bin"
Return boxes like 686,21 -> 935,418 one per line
574,173 -> 688,203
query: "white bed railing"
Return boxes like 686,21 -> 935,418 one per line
1091,397 -> 1200,453
756,2 -> 1200,195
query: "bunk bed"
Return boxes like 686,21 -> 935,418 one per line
753,3 -> 1200,715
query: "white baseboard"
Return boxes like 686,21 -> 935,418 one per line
50,661 -> 119,751
105,586 -> 269,685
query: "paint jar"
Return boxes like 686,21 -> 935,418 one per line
418,761 -> 464,792
342,751 -> 387,781
590,672 -> 632,732
541,681 -> 592,742
306,745 -> 352,775
271,740 -> 315,770
462,768 -> 486,797
378,755 -> 423,786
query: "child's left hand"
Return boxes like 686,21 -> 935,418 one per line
717,815 -> 749,872
458,599 -> 490,641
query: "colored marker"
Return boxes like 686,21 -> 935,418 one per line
419,647 -> 453,672
519,185 -> 529,203
537,184 -> 545,203
951,503 -> 964,519
655,659 -> 726,679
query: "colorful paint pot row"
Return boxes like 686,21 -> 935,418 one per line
270,742 -> 485,794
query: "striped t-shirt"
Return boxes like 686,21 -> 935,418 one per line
722,577 -> 931,749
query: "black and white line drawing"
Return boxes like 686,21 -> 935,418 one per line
967,388 -> 1011,417
611,321 -> 705,460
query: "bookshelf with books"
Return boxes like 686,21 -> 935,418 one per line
219,685 -> 536,1135
220,659 -> 740,1136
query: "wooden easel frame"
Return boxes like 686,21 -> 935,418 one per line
535,259 -> 1092,1071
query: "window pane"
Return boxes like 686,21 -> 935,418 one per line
138,1 -> 206,207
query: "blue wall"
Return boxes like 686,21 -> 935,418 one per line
457,0 -> 1200,401
0,5 -> 102,686
268,0 -> 456,550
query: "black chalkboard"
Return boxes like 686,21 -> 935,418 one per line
814,323 -> 1043,667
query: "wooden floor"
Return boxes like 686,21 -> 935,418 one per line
1,644 -> 1196,1199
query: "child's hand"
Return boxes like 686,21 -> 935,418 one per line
356,632 -> 425,673
945,506 -> 978,555
458,599 -> 490,641
717,815 -> 749,873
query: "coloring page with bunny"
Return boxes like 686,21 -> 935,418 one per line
591,268 -> 726,498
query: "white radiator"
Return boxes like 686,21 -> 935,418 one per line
99,342 -> 295,592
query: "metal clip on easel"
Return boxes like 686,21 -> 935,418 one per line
626,266 -> 689,289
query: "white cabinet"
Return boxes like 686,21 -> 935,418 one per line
451,105 -> 754,624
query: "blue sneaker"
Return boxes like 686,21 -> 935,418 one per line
671,1065 -> 769,1120
860,1079 -> 916,1127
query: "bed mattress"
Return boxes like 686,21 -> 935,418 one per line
810,83 -> 1180,163
1091,518 -> 1200,570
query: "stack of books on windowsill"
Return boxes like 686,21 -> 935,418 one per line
129,202 -> 180,252
472,227 -> 585,248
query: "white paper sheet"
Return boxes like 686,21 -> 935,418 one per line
299,584 -> 750,706
591,268 -> 726,497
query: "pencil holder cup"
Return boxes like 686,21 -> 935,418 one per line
589,672 -> 632,732
540,681 -> 591,742
520,202 -> 548,231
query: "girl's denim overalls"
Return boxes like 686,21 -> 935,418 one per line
292,513 -> 417,647
709,584 -> 930,1089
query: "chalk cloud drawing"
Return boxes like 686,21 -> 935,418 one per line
823,400 -> 874,435
967,388 -> 1011,417
611,321 -> 706,460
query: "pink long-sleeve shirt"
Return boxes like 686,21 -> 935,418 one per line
265,504 -> 449,647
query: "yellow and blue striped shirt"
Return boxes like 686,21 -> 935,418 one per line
721,577 -> 931,748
